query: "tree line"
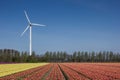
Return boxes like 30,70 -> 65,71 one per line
0,49 -> 41,63
0,49 -> 120,63
44,51 -> 120,62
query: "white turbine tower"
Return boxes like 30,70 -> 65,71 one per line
21,11 -> 46,56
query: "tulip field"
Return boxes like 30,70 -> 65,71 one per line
0,63 -> 120,80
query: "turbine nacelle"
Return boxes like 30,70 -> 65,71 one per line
29,24 -> 32,26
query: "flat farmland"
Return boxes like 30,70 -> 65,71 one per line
0,63 -> 120,80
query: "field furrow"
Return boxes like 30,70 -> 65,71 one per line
45,63 -> 65,80
59,63 -> 89,80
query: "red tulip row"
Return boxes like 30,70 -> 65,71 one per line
62,63 -> 111,80
24,64 -> 53,80
0,64 -> 52,80
62,63 -> 120,80
93,63 -> 120,68
81,63 -> 120,79
45,63 -> 65,80
59,63 -> 89,80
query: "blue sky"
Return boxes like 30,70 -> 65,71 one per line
0,0 -> 120,54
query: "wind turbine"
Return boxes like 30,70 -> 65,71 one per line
21,11 -> 46,56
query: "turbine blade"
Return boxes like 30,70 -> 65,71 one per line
21,25 -> 29,36
24,10 -> 31,23
32,23 -> 46,26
